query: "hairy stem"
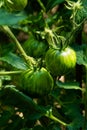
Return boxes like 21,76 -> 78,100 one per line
37,0 -> 46,12
1,25 -> 36,68
45,113 -> 68,126
0,71 -> 22,75
85,67 -> 87,116
84,49 -> 87,129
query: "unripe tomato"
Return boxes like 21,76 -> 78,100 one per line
21,67 -> 54,96
4,0 -> 27,11
23,36 -> 48,58
45,47 -> 76,76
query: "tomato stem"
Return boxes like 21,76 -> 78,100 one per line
44,28 -> 62,50
0,79 -> 2,88
1,26 -> 37,68
0,71 -> 22,75
63,20 -> 84,49
45,108 -> 68,126
37,0 -> 46,12
84,46 -> 87,129
45,113 -> 68,126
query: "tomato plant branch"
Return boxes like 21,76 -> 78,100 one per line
64,19 -> 85,49
84,48 -> 87,129
1,25 -> 36,68
85,66 -> 87,113
45,113 -> 68,126
0,79 -> 2,88
86,67 -> 87,113
37,0 -> 46,12
0,71 -> 22,75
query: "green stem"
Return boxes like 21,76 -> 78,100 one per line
1,25 -> 36,67
45,114 -> 68,126
37,0 -> 46,12
63,21 -> 83,49
82,44 -> 87,129
37,0 -> 49,29
85,66 -> 87,113
0,71 -> 22,75
44,28 -> 58,48
2,26 -> 27,58
72,9 -> 76,29
84,50 -> 87,129
0,79 -> 2,88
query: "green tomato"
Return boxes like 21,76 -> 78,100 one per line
21,67 -> 54,97
4,0 -> 27,11
23,36 -> 48,58
45,47 -> 76,76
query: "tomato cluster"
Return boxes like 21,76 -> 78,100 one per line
4,0 -> 77,96
20,44 -> 76,96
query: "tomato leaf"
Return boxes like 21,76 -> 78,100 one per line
0,85 -> 40,110
67,117 -> 84,130
0,8 -> 27,25
62,101 -> 84,130
0,52 -> 28,70
56,81 -> 82,90
82,0 -> 87,6
76,45 -> 87,67
0,85 -> 46,117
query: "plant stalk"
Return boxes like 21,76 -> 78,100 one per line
85,66 -> 87,117
0,25 -> 36,67
45,113 -> 68,126
84,48 -> 87,129
0,71 -> 22,75
37,0 -> 46,12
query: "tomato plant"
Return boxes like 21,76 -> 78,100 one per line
0,0 -> 87,130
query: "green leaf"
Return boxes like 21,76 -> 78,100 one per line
82,0 -> 87,6
76,46 -> 87,67
63,102 -> 84,129
63,103 -> 82,119
75,7 -> 87,24
56,81 -> 82,90
0,52 -> 28,70
0,86 -> 46,118
0,8 -> 27,25
0,86 -> 39,110
46,0 -> 65,11
67,117 -> 84,130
